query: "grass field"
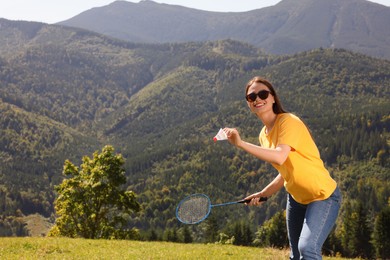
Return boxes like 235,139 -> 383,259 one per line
0,237 -> 349,259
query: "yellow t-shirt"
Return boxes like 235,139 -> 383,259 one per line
259,113 -> 337,204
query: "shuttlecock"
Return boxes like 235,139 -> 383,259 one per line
213,128 -> 227,142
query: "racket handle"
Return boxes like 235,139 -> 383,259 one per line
240,197 -> 267,204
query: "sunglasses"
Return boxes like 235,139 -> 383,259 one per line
245,90 -> 271,102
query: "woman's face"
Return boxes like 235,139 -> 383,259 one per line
246,82 -> 275,115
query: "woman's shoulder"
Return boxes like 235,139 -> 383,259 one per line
277,113 -> 305,127
278,113 -> 301,122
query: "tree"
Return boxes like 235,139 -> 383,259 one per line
232,221 -> 244,246
323,228 -> 343,257
48,145 -> 140,239
148,229 -> 159,241
204,215 -> 219,243
341,202 -> 373,258
242,222 -> 253,246
254,210 -> 288,248
372,206 -> 390,259
163,228 -> 179,242
182,226 -> 193,243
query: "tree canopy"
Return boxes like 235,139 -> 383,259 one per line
48,145 -> 140,239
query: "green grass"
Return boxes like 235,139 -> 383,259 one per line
0,237 -> 349,259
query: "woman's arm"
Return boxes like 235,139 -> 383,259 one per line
239,141 -> 290,166
224,128 -> 290,165
244,173 -> 284,206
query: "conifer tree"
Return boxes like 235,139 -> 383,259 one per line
182,226 -> 193,243
204,215 -> 219,243
233,222 -> 244,246
341,202 -> 373,258
372,206 -> 390,259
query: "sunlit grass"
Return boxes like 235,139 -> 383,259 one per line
0,237 -> 350,259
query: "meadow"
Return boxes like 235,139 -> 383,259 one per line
0,237 -> 351,259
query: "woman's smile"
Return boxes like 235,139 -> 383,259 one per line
253,101 -> 267,108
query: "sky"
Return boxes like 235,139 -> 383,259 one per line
0,0 -> 389,24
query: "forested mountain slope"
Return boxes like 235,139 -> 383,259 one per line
0,19 -> 388,248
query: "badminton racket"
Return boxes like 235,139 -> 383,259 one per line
176,193 -> 267,224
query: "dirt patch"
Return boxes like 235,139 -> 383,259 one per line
19,214 -> 53,237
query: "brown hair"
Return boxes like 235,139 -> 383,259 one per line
245,76 -> 287,114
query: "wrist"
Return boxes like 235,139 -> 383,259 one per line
237,140 -> 245,149
259,191 -> 266,198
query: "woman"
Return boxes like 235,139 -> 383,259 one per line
224,76 -> 341,260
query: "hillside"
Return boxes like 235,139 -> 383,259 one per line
58,0 -> 390,60
0,19 -> 389,257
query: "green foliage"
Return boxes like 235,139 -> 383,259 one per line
339,202 -> 373,258
204,215 -> 219,243
0,216 -> 28,237
0,20 -> 389,258
182,226 -> 193,244
232,221 -> 253,246
372,205 -> 390,259
49,145 -> 140,239
0,101 -> 99,218
163,228 -> 179,243
253,210 -> 288,249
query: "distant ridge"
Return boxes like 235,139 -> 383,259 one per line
58,0 -> 390,59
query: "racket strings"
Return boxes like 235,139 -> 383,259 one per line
176,195 -> 210,224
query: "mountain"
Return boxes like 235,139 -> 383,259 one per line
58,0 -> 390,60
0,19 -> 389,242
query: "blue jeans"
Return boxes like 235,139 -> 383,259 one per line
286,187 -> 341,260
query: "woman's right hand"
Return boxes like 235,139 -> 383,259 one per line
223,127 -> 243,147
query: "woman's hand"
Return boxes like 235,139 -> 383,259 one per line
243,174 -> 284,206
244,192 -> 266,206
223,127 -> 243,147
